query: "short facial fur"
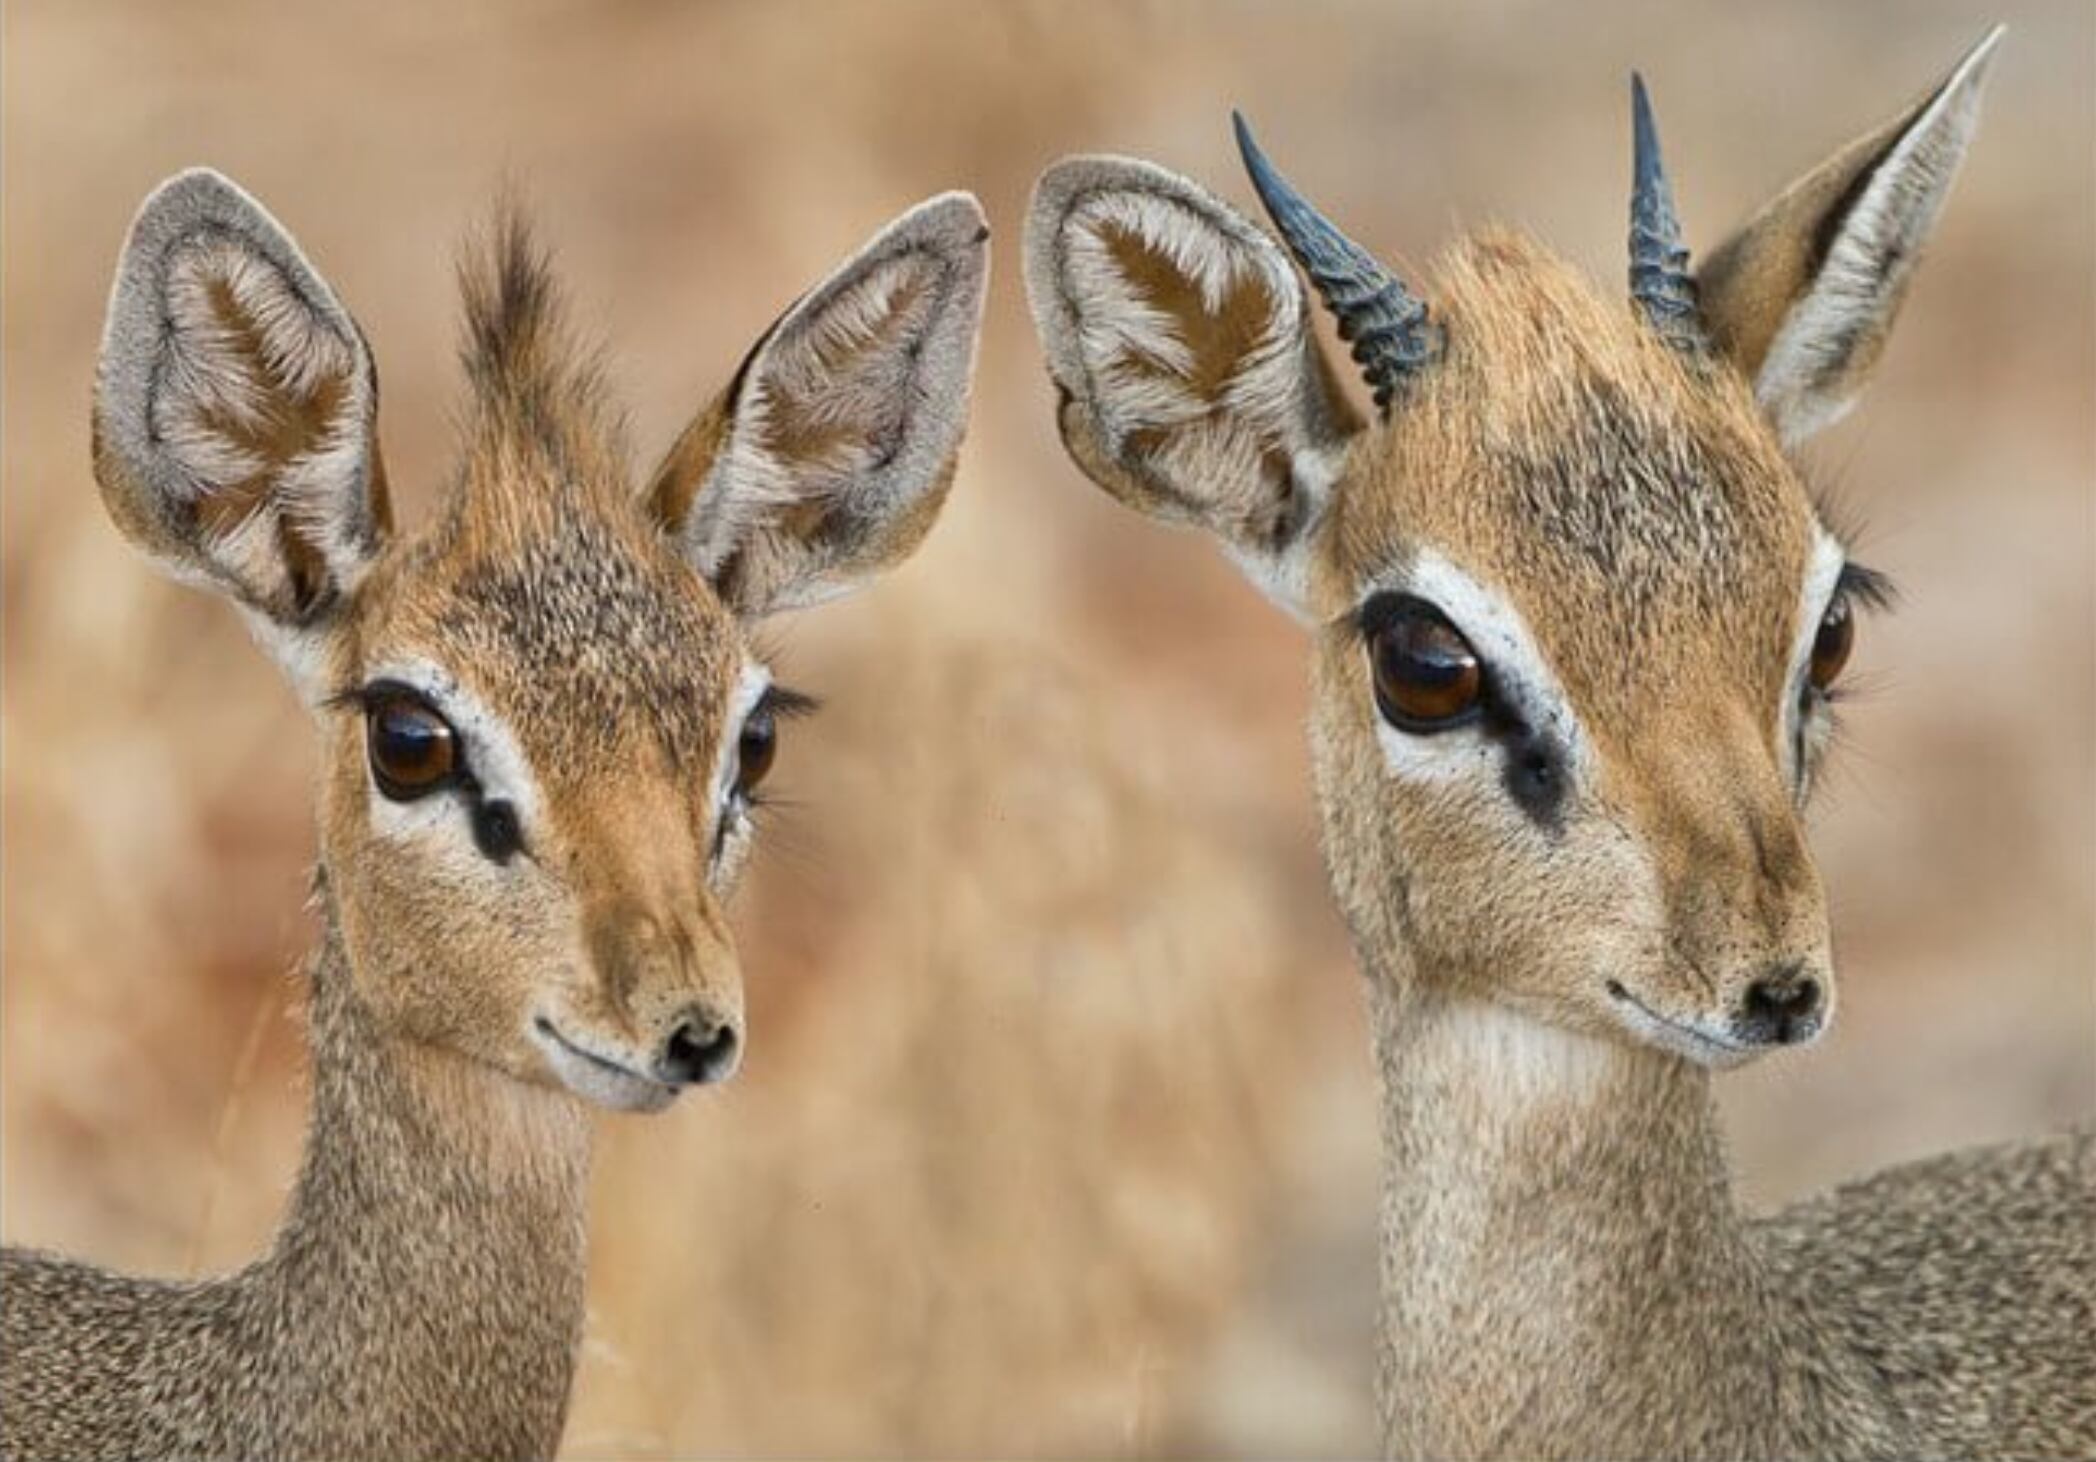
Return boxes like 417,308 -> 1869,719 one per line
1309,234 -> 1837,1065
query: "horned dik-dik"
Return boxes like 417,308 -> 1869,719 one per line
1025,27 -> 2094,1459
0,170 -> 988,1459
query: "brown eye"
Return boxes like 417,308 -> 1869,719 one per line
1809,596 -> 1854,692
1368,600 -> 1483,730
366,693 -> 458,800
735,704 -> 777,797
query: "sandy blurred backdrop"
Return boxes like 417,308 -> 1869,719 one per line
3,1 -> 2090,1455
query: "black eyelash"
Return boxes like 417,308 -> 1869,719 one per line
322,679 -> 437,713
1352,590 -> 1439,637
740,786 -> 800,818
760,685 -> 821,720
1836,561 -> 1897,613
1808,462 -> 1896,617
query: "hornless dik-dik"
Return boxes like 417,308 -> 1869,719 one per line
1026,28 -> 2094,1459
0,170 -> 988,1458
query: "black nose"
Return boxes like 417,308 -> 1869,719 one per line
1737,963 -> 1824,1046
656,1009 -> 741,1086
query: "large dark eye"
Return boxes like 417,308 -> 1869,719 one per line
735,703 -> 777,797
366,693 -> 459,800
1368,600 -> 1483,730
1808,596 -> 1854,692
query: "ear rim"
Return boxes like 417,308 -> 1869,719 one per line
1022,153 -> 1357,621
93,167 -> 385,611
1699,26 -> 2004,445
667,189 -> 991,619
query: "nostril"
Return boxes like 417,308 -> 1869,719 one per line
1758,974 -> 1820,1018
1741,965 -> 1825,1045
659,1012 -> 740,1086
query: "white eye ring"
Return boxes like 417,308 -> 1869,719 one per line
1783,530 -> 1850,789
708,661 -> 774,862
1360,549 -> 1589,791
355,659 -> 542,848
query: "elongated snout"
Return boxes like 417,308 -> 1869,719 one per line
533,891 -> 745,1110
1603,708 -> 1837,1063
588,896 -> 744,1054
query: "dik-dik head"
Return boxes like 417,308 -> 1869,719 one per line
94,171 -> 988,1109
1026,34 -> 1998,1067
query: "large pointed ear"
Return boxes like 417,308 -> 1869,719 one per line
646,193 -> 989,619
1023,156 -> 1360,619
1698,28 -> 2003,444
94,168 -> 388,680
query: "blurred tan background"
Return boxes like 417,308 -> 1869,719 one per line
3,1 -> 2090,1455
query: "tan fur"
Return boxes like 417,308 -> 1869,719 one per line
1701,29 -> 2003,442
1317,236 -> 1828,1042
3,170 -> 987,1459
1025,33 -> 2094,1459
1698,122 -> 1899,378
645,389 -> 735,537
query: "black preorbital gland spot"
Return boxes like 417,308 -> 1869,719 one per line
1478,689 -> 1567,834
1502,730 -> 1568,833
473,798 -> 523,863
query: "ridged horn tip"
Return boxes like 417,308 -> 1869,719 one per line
1630,72 -> 1661,196
1627,72 -> 1706,353
1232,109 -> 1441,414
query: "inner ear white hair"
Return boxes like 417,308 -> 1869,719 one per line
1024,155 -> 1359,619
649,193 -> 990,620
94,168 -> 388,670
1699,28 -> 2003,445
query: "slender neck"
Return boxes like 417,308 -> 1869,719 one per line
1362,966 -> 1792,1458
242,893 -> 594,1457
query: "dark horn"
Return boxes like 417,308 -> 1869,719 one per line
1233,111 -> 1441,414
1628,73 -> 1705,352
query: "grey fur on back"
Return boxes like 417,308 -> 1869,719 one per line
1756,1130 -> 2096,1454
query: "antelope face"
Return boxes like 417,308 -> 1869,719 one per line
324,493 -> 777,1111
93,172 -> 988,1109
1027,34 -> 1996,1067
1304,237 -> 1857,1066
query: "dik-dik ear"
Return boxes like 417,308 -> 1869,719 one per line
1698,28 -> 2003,444
94,169 -> 389,683
646,193 -> 989,619
1024,156 -> 1361,619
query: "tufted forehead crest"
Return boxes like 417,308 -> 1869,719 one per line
454,205 -> 627,512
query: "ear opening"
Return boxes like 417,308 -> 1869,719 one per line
1697,27 -> 2004,443
1022,155 -> 1359,619
94,169 -> 387,641
647,192 -> 991,619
